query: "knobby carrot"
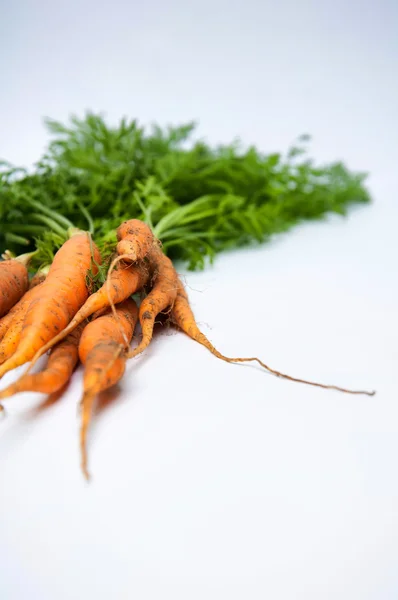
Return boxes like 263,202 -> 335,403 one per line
116,219 -> 156,262
26,259 -> 151,374
104,218 -> 157,335
0,232 -> 100,379
171,277 -> 375,396
78,298 -> 138,479
0,252 -> 32,317
0,323 -> 84,406
126,247 -> 178,359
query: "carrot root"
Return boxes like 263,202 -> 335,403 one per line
78,299 -> 138,478
80,389 -> 96,481
172,281 -> 375,397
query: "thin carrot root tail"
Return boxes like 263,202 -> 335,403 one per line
80,389 -> 97,481
229,355 -> 375,396
79,346 -> 125,480
190,330 -> 375,397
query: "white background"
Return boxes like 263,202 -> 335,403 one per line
1,1 -> 397,598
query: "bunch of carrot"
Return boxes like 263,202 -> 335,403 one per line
0,219 -> 375,479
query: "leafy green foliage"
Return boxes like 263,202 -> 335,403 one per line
0,113 -> 371,270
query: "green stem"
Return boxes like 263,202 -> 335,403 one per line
159,229 -> 220,241
5,224 -> 47,235
133,192 -> 154,229
4,232 -> 30,246
78,203 -> 95,234
162,233 -> 218,249
31,214 -> 68,238
26,199 -> 75,229
154,196 -> 218,237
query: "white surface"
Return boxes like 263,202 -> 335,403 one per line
1,1 -> 398,599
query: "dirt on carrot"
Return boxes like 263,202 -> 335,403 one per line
0,323 -> 85,406
0,215 -> 376,478
25,258 -> 152,375
116,219 -> 157,262
0,232 -> 101,379
126,246 -> 178,359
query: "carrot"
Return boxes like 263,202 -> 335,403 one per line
25,259 -> 151,374
126,247 -> 178,359
78,298 -> 138,479
171,277 -> 375,396
0,232 -> 101,379
116,219 -> 156,262
0,296 -> 27,343
0,311 -> 26,365
0,281 -> 46,347
0,323 -> 84,404
0,310 -> 17,343
0,252 -> 32,317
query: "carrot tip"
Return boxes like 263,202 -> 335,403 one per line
82,464 -> 91,481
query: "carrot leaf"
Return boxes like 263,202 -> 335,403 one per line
0,113 -> 371,269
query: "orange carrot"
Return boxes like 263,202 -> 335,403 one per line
0,281 -> 45,347
0,297 -> 26,343
171,277 -> 375,396
0,310 -> 17,343
78,298 -> 138,479
126,247 -> 178,359
0,232 -> 100,379
0,323 -> 84,403
0,311 -> 26,365
0,253 -> 31,317
116,219 -> 156,262
26,259 -> 151,374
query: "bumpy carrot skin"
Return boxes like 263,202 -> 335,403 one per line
0,323 -> 84,403
116,219 -> 156,262
126,248 -> 178,359
78,298 -> 138,480
26,260 -> 151,375
0,294 -> 27,343
0,232 -> 101,379
0,311 -> 16,342
171,278 -> 375,397
0,257 -> 29,317
0,312 -> 25,365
